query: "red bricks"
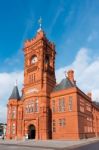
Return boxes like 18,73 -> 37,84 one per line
6,29 -> 99,140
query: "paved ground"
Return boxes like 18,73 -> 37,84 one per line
71,141 -> 99,150
0,145 -> 50,150
0,138 -> 99,150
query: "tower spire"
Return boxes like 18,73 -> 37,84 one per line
37,17 -> 43,32
38,17 -> 42,29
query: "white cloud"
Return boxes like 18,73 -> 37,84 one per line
0,71 -> 23,101
0,105 -> 7,123
1,47 -> 99,122
56,48 -> 99,101
0,71 -> 23,123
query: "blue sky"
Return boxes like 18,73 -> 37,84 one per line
1,0 -> 99,122
0,0 -> 99,71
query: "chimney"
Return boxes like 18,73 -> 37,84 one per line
87,92 -> 92,100
67,70 -> 76,85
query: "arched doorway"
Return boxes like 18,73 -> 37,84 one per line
28,124 -> 36,139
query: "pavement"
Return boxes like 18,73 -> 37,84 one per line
0,137 -> 99,150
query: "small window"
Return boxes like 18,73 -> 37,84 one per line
31,103 -> 34,112
63,118 -> 66,126
52,120 -> 56,132
69,96 -> 72,111
25,106 -> 28,113
52,100 -> 55,112
29,73 -> 36,83
58,97 -> 65,112
35,99 -> 38,112
45,55 -> 49,64
59,119 -> 62,126
12,110 -> 16,119
12,123 -> 15,134
59,118 -> 66,127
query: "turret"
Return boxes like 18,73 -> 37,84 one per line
6,84 -> 20,139
9,84 -> 20,100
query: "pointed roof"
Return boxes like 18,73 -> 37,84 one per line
9,85 -> 20,100
53,78 -> 76,92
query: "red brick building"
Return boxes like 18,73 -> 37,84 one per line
6,26 -> 99,140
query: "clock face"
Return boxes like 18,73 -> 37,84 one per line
31,56 -> 38,64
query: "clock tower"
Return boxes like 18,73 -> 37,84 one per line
23,25 -> 56,139
23,27 -> 56,95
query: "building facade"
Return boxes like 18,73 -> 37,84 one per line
6,27 -> 99,140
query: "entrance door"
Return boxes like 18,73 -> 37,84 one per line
28,124 -> 36,139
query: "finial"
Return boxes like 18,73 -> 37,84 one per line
64,70 -> 67,77
15,79 -> 17,86
38,17 -> 42,29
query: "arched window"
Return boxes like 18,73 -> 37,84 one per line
45,55 -> 49,64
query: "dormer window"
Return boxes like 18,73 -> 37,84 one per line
31,55 -> 38,64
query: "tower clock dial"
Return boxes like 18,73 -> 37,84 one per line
31,56 -> 38,64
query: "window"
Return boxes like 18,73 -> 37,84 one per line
69,96 -> 72,111
59,118 -> 66,127
80,99 -> 85,112
58,97 -> 65,112
12,110 -> 16,119
25,103 -> 33,113
45,55 -> 49,64
29,74 -> 36,83
31,103 -> 34,112
52,120 -> 56,132
25,106 -> 28,113
25,99 -> 39,113
59,119 -> 62,126
86,103 -> 91,112
7,124 -> 10,134
63,118 -> 66,126
35,99 -> 38,112
80,106 -> 84,112
28,105 -> 31,113
52,100 -> 55,112
29,105 -> 32,113
12,123 -> 15,134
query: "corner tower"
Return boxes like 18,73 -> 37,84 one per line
6,84 -> 20,139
